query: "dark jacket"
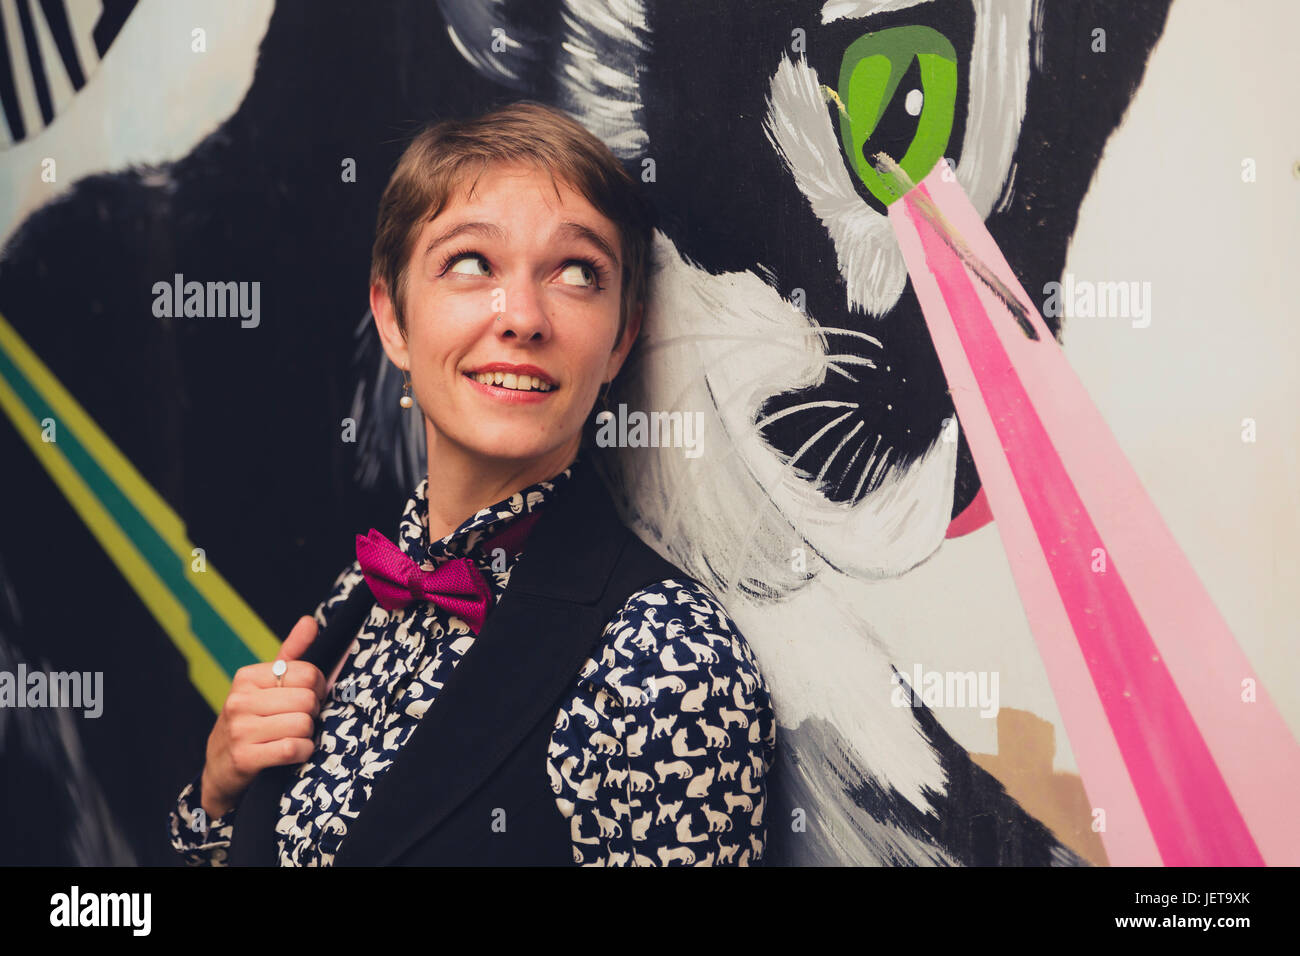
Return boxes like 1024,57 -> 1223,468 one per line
228,457 -> 682,865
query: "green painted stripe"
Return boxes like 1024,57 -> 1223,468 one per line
0,339 -> 259,679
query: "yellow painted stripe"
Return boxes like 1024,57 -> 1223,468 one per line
0,372 -> 231,710
0,312 -> 291,715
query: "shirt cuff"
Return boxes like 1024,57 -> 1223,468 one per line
167,769 -> 237,866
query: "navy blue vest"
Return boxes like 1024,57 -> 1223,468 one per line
227,458 -> 682,866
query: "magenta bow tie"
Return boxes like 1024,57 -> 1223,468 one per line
355,531 -> 491,631
354,510 -> 543,634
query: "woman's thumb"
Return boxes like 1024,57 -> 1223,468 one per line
278,614 -> 318,662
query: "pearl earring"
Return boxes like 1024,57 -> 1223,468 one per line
399,367 -> 414,409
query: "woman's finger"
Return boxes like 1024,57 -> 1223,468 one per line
237,660 -> 327,696
231,686 -> 322,719
278,615 -> 318,662
242,737 -> 318,771
230,711 -> 318,746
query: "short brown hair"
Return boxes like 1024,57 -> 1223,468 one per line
370,100 -> 655,349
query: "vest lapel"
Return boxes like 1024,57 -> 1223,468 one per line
334,458 -> 629,866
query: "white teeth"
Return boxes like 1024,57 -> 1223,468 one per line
470,371 -> 554,392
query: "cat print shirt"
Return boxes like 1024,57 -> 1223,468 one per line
167,453 -> 777,866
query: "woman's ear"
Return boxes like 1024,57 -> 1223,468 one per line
370,279 -> 410,370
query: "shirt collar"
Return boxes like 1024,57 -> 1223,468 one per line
396,454 -> 582,567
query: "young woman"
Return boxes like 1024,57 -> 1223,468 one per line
167,100 -> 776,866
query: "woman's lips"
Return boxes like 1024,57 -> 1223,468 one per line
462,372 -> 557,404
466,363 -> 556,386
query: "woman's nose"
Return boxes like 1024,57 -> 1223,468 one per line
494,282 -> 551,341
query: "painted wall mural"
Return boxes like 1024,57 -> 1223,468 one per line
0,0 -> 135,150
0,0 -> 1295,867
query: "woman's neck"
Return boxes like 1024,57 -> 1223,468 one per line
422,433 -> 580,544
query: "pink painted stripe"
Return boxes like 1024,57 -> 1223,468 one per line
892,197 -> 1158,864
900,186 -> 1262,865
945,486 -> 992,538
911,169 -> 1300,866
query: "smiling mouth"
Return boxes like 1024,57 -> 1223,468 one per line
463,371 -> 557,393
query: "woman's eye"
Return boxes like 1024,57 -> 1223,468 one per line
559,261 -> 597,287
449,254 -> 490,276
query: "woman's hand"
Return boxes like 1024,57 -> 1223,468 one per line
198,615 -> 328,820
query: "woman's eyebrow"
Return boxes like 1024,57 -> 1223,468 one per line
423,221 -> 506,258
556,221 -> 620,268
422,219 -> 619,267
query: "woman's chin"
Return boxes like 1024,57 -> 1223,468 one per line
450,432 -> 577,468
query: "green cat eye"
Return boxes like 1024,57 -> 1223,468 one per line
836,25 -> 958,205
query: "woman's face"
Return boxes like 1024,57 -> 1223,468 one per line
372,161 -> 641,476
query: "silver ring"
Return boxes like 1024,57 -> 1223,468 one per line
272,659 -> 287,687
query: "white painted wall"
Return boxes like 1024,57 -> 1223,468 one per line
0,0 -> 272,248
847,0 -> 1300,774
